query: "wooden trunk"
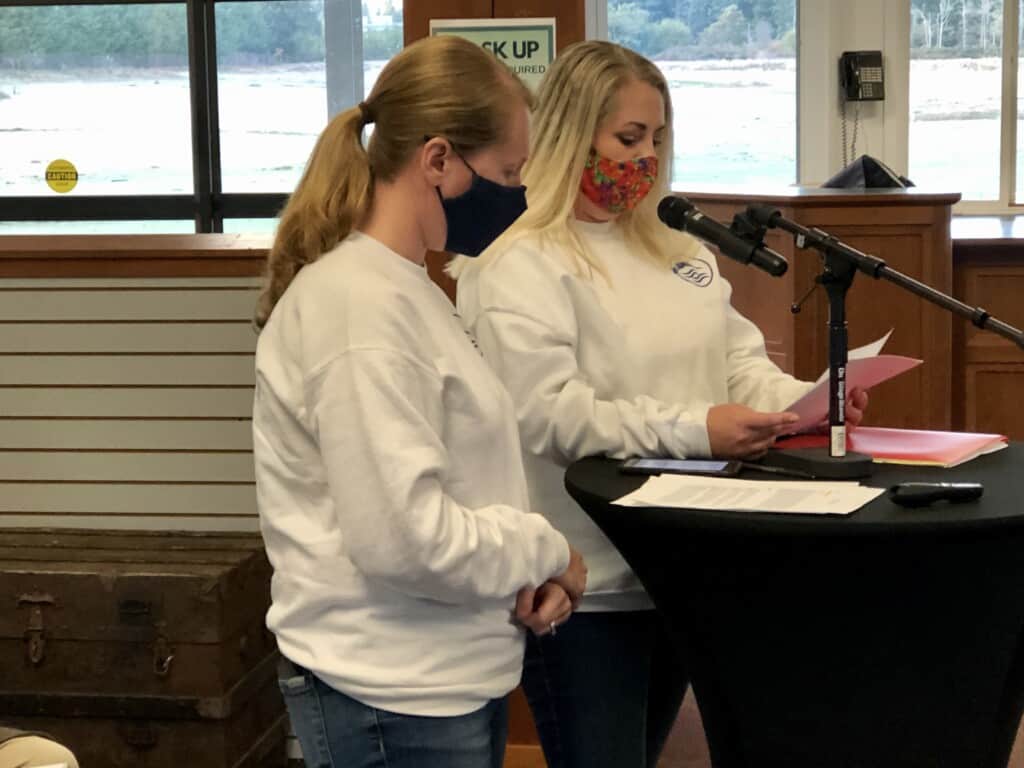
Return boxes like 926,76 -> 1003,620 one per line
0,529 -> 285,768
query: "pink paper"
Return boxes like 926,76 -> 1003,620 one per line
786,355 -> 923,434
776,427 -> 1007,467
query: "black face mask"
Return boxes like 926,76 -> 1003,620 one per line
437,156 -> 528,257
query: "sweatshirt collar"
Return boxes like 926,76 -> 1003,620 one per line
348,231 -> 431,281
571,217 -> 619,240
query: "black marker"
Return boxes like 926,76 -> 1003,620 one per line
740,462 -> 819,481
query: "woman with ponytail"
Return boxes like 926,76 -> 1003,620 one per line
252,35 -> 586,768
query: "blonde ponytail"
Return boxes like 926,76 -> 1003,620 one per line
255,35 -> 531,329
255,106 -> 370,328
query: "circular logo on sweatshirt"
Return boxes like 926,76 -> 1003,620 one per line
672,258 -> 714,287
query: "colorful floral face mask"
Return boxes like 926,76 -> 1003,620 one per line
579,149 -> 659,214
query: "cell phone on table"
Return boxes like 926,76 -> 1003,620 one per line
619,458 -> 741,477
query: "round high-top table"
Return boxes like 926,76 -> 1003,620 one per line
566,445 -> 1024,768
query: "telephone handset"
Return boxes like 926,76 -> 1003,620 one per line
840,51 -> 885,101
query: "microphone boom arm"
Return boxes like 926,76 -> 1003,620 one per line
746,206 -> 1024,349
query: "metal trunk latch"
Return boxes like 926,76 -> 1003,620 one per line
117,598 -> 174,678
18,592 -> 55,665
153,634 -> 174,678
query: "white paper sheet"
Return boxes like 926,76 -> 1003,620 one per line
613,474 -> 884,516
814,328 -> 894,384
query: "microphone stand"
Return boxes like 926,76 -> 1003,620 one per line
740,207 -> 1024,480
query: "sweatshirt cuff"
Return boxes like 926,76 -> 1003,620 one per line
672,402 -> 713,458
521,512 -> 571,585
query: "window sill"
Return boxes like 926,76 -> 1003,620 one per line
953,215 -> 1024,246
0,233 -> 269,278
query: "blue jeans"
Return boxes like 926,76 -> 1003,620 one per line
278,657 -> 509,768
521,610 -> 689,768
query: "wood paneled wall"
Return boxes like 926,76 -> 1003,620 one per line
952,242 -> 1024,439
491,0 -> 585,51
404,0 -> 585,48
404,0 -> 491,43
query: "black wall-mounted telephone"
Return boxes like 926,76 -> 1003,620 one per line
840,50 -> 885,101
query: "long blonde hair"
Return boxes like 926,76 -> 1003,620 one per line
254,35 -> 532,328
449,40 -> 682,281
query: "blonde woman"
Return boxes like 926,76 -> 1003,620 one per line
252,35 -> 586,768
451,41 -> 868,767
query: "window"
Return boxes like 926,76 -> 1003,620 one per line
0,4 -> 193,197
604,0 -> 798,188
909,0 -> 1018,209
0,0 -> 402,231
216,0 -> 399,192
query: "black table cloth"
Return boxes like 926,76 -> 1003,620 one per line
566,445 -> 1024,767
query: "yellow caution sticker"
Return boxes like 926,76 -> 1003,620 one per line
45,159 -> 78,193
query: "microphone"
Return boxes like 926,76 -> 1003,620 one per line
745,205 -> 783,228
657,196 -> 788,277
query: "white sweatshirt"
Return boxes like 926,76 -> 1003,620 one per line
456,220 -> 813,611
253,232 -> 570,716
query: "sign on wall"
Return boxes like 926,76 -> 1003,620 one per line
429,18 -> 557,91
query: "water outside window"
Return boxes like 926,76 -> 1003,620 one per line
909,0 -> 1004,201
607,0 -> 798,188
0,1 -> 401,198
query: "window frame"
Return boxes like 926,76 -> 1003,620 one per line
955,0 -> 1021,214
911,0 -> 1022,215
0,0 -> 368,232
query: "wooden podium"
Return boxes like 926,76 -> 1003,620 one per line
951,218 -> 1024,439
682,188 -> 961,431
